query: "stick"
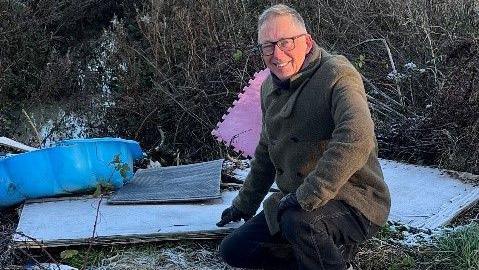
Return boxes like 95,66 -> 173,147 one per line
21,109 -> 42,147
349,38 -> 405,106
134,108 -> 158,140
225,129 -> 252,163
81,196 -> 103,270
14,231 -> 59,268
361,75 -> 404,108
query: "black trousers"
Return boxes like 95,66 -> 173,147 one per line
219,200 -> 379,270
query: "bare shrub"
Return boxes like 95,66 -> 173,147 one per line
1,0 -> 478,172
0,0 -> 133,140
97,0 -> 266,161
97,0 -> 479,171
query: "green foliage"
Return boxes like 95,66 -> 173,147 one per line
432,224 -> 479,270
388,255 -> 416,270
233,49 -> 243,62
60,249 -> 79,260
375,223 -> 410,241
353,54 -> 366,69
59,247 -> 108,268
375,224 -> 394,240
92,182 -> 115,197
111,154 -> 130,180
90,154 -> 130,197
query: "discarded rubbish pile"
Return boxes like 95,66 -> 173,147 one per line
1,135 -> 233,249
9,70 -> 274,248
14,158 -> 237,248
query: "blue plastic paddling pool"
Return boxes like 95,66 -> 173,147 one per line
0,138 -> 143,208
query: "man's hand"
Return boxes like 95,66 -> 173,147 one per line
216,205 -> 253,227
277,193 -> 301,221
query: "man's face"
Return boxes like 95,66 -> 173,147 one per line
258,15 -> 313,81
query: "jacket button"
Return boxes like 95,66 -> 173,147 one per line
296,172 -> 304,178
277,168 -> 284,175
290,137 -> 299,143
305,203 -> 314,211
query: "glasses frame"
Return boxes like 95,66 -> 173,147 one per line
257,34 -> 307,56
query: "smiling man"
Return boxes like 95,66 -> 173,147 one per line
217,4 -> 390,270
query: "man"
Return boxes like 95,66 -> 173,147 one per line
217,4 -> 390,270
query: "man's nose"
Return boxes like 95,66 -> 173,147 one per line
272,44 -> 287,58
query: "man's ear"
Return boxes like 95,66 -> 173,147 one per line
305,34 -> 313,54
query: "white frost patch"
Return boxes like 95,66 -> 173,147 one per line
233,166 -> 250,181
40,110 -> 87,147
161,247 -> 189,268
26,264 -> 78,270
404,62 -> 417,70
140,15 -> 151,23
94,250 -> 163,270
389,222 -> 474,247
386,70 -> 406,81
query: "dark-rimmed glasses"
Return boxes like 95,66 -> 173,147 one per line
257,34 -> 306,56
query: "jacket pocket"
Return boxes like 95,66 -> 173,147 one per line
297,140 -> 329,177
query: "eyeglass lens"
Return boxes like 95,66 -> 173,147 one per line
261,38 -> 295,56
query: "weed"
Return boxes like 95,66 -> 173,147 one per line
110,154 -> 130,181
430,223 -> 479,270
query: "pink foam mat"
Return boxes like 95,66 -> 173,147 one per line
211,69 -> 270,157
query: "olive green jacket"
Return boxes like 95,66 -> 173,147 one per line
232,43 -> 391,235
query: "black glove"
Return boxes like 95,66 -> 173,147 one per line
216,205 -> 253,227
277,193 -> 301,221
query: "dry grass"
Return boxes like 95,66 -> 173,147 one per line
0,208 -> 18,267
85,242 -> 228,270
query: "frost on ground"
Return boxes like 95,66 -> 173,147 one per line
386,222 -> 476,247
89,241 -> 233,270
81,223 -> 478,270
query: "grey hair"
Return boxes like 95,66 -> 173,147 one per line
258,4 -> 307,33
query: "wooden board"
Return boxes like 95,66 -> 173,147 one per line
0,136 -> 37,152
379,159 -> 479,229
232,159 -> 479,230
14,191 -> 247,248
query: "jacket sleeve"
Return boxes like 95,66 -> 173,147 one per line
296,65 -> 375,211
232,84 -> 276,216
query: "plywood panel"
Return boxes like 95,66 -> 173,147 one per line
14,191 -> 247,248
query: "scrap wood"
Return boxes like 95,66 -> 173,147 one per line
230,159 -> 479,229
14,231 -> 234,249
14,191 -> 255,248
0,137 -> 37,152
